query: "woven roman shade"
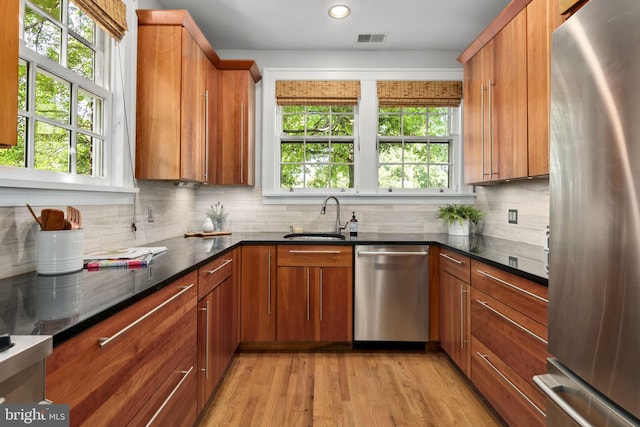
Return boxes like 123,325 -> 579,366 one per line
377,81 -> 463,107
276,80 -> 361,106
71,0 -> 128,41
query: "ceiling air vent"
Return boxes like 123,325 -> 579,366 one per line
357,33 -> 386,43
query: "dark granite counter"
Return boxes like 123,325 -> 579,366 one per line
0,232 -> 548,345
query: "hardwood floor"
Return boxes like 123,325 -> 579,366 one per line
197,351 -> 504,426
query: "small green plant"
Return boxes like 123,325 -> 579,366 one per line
437,204 -> 485,226
207,201 -> 228,222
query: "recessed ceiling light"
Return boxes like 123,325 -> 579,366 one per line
329,5 -> 351,19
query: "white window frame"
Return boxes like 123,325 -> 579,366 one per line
0,0 -> 138,207
262,68 -> 475,205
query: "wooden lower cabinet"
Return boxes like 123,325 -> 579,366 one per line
197,250 -> 239,411
276,266 -> 352,342
240,245 -> 276,342
439,271 -> 470,377
46,272 -> 198,427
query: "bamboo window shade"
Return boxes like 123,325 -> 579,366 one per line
377,81 -> 462,107
70,0 -> 128,41
276,80 -> 361,106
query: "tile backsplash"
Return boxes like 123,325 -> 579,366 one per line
0,179 -> 549,279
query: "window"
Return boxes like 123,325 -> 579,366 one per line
280,105 -> 355,189
262,69 -> 474,204
377,107 -> 453,190
0,0 -> 110,178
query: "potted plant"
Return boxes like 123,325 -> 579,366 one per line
437,204 -> 485,236
207,201 -> 229,230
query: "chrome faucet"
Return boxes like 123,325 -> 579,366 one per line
320,196 -> 347,234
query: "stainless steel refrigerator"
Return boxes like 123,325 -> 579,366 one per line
533,0 -> 640,425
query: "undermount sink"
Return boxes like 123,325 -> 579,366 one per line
283,232 -> 346,241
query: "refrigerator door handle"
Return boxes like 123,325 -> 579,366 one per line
533,374 -> 591,427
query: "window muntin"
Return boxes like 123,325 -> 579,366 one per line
0,0 -> 109,179
377,107 -> 453,190
279,106 -> 355,189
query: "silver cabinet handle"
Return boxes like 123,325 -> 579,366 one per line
145,366 -> 194,427
199,301 -> 210,378
319,269 -> 324,321
267,250 -> 272,315
98,284 -> 194,347
475,270 -> 549,303
488,79 -> 497,177
357,251 -> 427,256
240,102 -> 244,183
481,84 -> 488,178
477,352 -> 545,417
205,259 -> 233,275
460,285 -> 466,349
306,268 -> 310,321
204,90 -> 209,181
440,252 -> 464,265
476,300 -> 547,345
289,250 -> 342,254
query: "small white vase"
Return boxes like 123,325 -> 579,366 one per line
203,217 -> 214,232
448,220 -> 470,236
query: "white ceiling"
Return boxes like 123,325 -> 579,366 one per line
152,0 -> 510,52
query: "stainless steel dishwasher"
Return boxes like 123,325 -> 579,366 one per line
354,245 -> 429,342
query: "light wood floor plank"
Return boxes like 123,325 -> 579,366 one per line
198,351 -> 504,427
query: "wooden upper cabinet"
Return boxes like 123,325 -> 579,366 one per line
136,11 -> 210,182
213,64 -> 260,186
0,0 -> 19,147
491,12 -> 528,182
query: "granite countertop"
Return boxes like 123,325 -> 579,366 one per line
0,232 -> 548,346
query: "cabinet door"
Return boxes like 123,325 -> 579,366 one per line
240,245 -> 276,342
216,70 -> 255,185
315,267 -> 352,342
277,266 -> 312,341
463,43 -> 493,184
180,29 -> 207,182
0,0 -> 18,147
439,271 -> 470,377
491,12 -> 528,181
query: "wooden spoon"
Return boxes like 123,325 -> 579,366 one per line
44,209 -> 65,231
67,206 -> 82,229
26,204 -> 44,230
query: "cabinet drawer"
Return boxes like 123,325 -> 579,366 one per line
128,348 -> 197,427
471,337 -> 546,427
198,254 -> 234,298
438,248 -> 471,283
471,287 -> 548,406
471,260 -> 548,326
277,245 -> 352,267
46,272 -> 198,427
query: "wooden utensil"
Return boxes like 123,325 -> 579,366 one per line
26,204 -> 44,230
44,209 -> 65,231
67,206 -> 82,229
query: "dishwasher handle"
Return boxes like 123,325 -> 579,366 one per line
357,251 -> 428,256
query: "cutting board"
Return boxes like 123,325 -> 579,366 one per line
184,231 -> 232,238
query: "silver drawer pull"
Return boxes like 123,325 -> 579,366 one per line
477,352 -> 545,417
145,366 -> 194,427
289,250 -> 342,254
205,259 -> 233,275
440,252 -> 464,265
476,300 -> 547,345
98,284 -> 194,347
358,251 -> 427,256
476,270 -> 548,303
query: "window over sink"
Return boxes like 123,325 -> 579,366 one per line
262,68 -> 475,205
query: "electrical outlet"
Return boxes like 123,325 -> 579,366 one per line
508,209 -> 518,224
148,206 -> 154,223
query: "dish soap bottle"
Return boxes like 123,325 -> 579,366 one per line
349,212 -> 358,237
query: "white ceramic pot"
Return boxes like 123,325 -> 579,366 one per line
203,217 -> 214,232
448,220 -> 470,236
36,229 -> 84,275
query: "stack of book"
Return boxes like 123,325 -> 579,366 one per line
84,247 -> 167,270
